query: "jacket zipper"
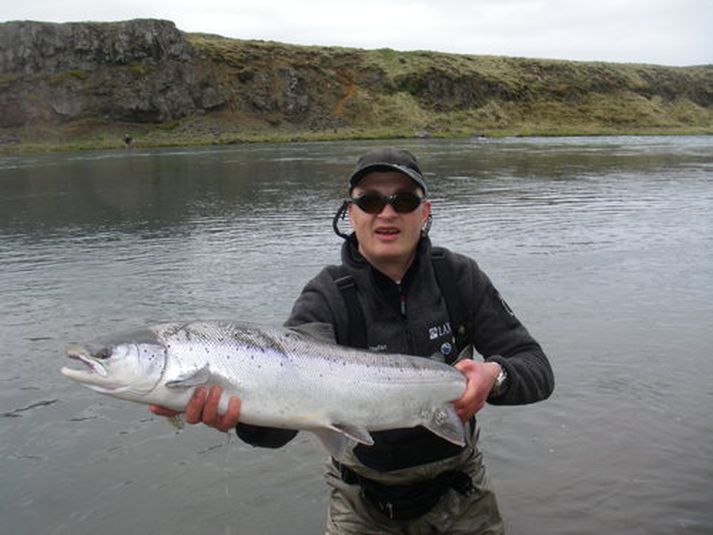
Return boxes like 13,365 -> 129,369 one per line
398,284 -> 415,353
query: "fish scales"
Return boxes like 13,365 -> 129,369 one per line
61,321 -> 468,458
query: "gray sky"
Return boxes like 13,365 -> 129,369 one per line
2,0 -> 711,66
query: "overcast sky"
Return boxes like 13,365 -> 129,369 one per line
2,0 -> 711,66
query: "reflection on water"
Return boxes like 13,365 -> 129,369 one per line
1,137 -> 712,534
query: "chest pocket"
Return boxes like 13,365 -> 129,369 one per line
406,318 -> 457,362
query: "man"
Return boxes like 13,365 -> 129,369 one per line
151,148 -> 554,534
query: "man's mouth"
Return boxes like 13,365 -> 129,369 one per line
375,228 -> 400,236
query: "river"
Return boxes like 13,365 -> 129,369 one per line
1,136 -> 712,534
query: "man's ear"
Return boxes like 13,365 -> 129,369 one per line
421,199 -> 432,225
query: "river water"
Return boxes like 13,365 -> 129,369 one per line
1,137 -> 711,534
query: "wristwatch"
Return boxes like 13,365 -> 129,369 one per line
489,363 -> 508,399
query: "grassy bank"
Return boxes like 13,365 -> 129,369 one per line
2,122 -> 711,154
1,23 -> 711,154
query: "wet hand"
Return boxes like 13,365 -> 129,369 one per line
149,385 -> 241,433
452,360 -> 501,421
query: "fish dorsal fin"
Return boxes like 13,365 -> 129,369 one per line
422,405 -> 466,447
326,423 -> 374,446
287,322 -> 336,343
165,364 -> 211,389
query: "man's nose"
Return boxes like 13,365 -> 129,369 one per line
377,201 -> 398,217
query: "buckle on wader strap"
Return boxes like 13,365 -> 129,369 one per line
333,459 -> 475,521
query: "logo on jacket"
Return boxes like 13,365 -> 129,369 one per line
428,322 -> 452,340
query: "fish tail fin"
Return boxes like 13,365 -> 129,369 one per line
422,405 -> 466,446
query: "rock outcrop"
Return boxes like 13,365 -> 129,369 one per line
0,19 -> 222,126
0,19 -> 192,74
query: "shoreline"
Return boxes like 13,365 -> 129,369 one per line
2,125 -> 711,155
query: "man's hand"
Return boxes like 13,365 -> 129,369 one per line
149,385 -> 241,433
452,360 -> 502,421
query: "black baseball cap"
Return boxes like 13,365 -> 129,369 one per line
348,148 -> 428,196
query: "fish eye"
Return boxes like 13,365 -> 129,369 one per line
93,347 -> 111,360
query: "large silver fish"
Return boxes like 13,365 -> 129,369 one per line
61,321 -> 467,458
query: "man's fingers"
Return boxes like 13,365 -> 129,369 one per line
185,387 -> 207,424
215,396 -> 241,432
202,385 -> 222,425
149,404 -> 180,417
226,395 -> 241,424
454,381 -> 477,409
150,385 -> 240,433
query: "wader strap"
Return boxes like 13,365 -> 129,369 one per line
327,266 -> 368,349
430,248 -> 470,362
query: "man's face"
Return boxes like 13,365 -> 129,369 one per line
348,171 -> 430,270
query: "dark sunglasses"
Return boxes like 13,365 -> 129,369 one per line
348,191 -> 424,214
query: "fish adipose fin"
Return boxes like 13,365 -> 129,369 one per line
422,405 -> 466,447
165,364 -> 211,389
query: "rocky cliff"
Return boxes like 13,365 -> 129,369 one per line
1,19 -> 711,149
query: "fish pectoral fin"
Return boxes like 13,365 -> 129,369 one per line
312,429 -> 357,461
164,414 -> 185,431
165,364 -> 211,389
422,405 -> 466,447
326,423 -> 374,446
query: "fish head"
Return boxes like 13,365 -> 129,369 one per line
61,328 -> 167,401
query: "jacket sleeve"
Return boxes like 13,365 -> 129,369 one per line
460,255 -> 555,405
284,268 -> 346,332
235,272 -> 339,448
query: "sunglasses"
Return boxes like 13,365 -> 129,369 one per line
348,191 -> 424,214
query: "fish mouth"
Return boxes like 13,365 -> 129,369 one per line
61,345 -> 108,378
61,351 -> 125,393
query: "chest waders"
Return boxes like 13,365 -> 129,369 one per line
326,247 -> 476,521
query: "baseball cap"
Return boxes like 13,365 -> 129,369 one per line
348,148 -> 428,196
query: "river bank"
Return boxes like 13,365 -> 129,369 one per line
1,19 -> 712,154
2,124 -> 711,154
